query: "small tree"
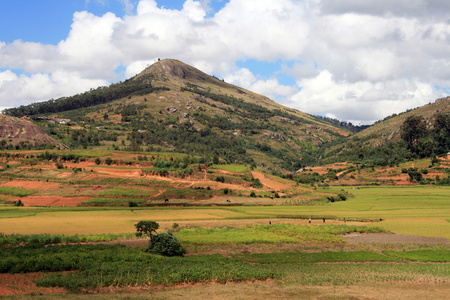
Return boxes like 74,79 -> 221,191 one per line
135,221 -> 159,240
105,157 -> 113,165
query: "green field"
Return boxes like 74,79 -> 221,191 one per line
0,184 -> 449,297
0,186 -> 449,239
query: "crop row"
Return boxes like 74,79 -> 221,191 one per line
1,243 -> 448,291
0,232 -> 136,246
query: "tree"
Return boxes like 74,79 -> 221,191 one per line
400,115 -> 427,154
135,221 -> 159,240
135,221 -> 185,257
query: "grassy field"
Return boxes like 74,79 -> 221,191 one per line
0,186 -> 449,238
0,185 -> 449,298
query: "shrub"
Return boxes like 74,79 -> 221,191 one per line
146,233 -> 186,257
250,191 -> 256,197
338,193 -> 347,201
215,176 -> 225,183
252,178 -> 263,188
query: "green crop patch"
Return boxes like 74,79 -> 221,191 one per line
98,187 -> 157,198
0,187 -> 37,197
209,164 -> 249,173
238,251 -> 402,263
176,227 -> 299,244
251,224 -> 387,244
82,198 -> 147,205
383,250 -> 450,262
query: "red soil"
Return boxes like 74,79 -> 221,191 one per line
19,196 -> 92,207
0,180 -> 60,191
0,273 -> 66,295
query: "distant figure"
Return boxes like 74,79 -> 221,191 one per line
323,218 -> 325,223
308,218 -> 311,224
164,199 -> 169,203
269,221 -> 271,225
344,218 -> 346,223
379,218 -> 382,222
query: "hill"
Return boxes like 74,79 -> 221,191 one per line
0,115 -> 68,150
316,96 -> 450,165
2,59 -> 351,172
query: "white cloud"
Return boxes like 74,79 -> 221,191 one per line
0,71 -> 108,109
290,70 -> 438,124
1,0 -> 450,123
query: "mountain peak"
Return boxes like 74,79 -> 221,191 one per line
136,59 -> 226,86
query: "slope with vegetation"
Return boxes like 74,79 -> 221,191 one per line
316,96 -> 450,167
3,59 -> 351,173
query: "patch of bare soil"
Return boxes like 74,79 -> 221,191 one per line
343,233 -> 450,244
19,195 -> 92,207
0,273 -> 66,296
251,171 -> 294,191
0,179 -> 60,191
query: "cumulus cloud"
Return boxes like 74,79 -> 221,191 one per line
290,70 -> 437,124
0,70 -> 108,108
1,0 -> 450,123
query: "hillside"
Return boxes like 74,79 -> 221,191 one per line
0,115 -> 68,150
3,59 -> 351,172
317,96 -> 450,165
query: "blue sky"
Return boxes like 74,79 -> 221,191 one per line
1,0 -> 450,124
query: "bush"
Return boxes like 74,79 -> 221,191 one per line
338,193 -> 347,201
146,233 -> 186,257
252,178 -> 263,188
215,176 -> 225,183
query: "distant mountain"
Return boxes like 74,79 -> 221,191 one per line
2,59 -> 351,172
0,115 -> 68,150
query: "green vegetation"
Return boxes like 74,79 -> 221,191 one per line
176,225 -> 386,245
383,250 -> 450,262
238,251 -> 402,263
209,164 -> 249,173
98,187 -> 156,198
0,232 -> 136,246
82,198 -> 147,205
3,74 -> 169,117
0,187 -> 37,197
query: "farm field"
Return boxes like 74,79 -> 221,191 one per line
0,152 -> 449,298
1,185 -> 449,238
